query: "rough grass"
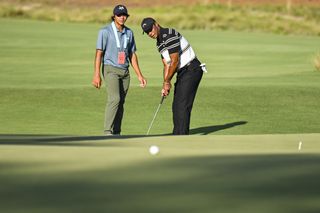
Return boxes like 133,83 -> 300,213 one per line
0,2 -> 320,36
314,52 -> 320,71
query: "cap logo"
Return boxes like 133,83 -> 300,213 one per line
118,6 -> 124,10
143,23 -> 147,27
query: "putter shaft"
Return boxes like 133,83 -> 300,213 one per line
147,96 -> 164,135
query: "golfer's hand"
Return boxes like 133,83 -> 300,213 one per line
139,76 -> 147,88
92,75 -> 102,89
161,82 -> 171,97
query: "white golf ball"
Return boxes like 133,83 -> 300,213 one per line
149,145 -> 159,155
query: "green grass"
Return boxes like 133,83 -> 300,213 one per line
1,19 -> 320,213
1,2 -> 320,36
1,134 -> 320,213
314,52 -> 320,71
0,18 -> 320,135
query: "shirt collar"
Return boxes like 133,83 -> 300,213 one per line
157,27 -> 166,42
113,21 -> 126,34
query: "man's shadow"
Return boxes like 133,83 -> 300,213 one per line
190,121 -> 247,135
0,121 -> 247,146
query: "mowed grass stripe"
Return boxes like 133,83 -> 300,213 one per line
1,85 -> 320,135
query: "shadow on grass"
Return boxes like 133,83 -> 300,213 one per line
190,121 -> 247,135
0,154 -> 319,213
0,134 -> 172,146
0,134 -> 141,146
0,121 -> 247,146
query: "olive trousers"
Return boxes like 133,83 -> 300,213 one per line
103,65 -> 130,135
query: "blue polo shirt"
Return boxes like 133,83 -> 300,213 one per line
96,22 -> 136,70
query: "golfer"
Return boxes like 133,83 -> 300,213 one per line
92,5 -> 147,136
141,17 -> 204,135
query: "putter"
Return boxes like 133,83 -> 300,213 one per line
146,96 -> 165,135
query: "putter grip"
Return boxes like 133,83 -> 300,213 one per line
160,96 -> 165,104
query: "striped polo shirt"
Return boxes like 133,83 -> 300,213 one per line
156,27 -> 196,69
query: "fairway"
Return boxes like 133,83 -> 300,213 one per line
1,18 -> 320,135
1,18 -> 320,212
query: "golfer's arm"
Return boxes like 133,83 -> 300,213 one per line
163,52 -> 179,83
130,52 -> 144,78
94,49 -> 103,76
162,59 -> 169,80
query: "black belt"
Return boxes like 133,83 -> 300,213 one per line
180,58 -> 200,71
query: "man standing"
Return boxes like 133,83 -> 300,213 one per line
141,17 -> 204,135
92,5 -> 147,136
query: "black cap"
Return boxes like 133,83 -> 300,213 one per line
113,5 -> 129,16
141,17 -> 156,34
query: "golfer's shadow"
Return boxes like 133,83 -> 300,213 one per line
190,121 -> 247,135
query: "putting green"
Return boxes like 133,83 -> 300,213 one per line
0,133 -> 320,213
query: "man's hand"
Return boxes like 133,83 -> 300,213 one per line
92,75 -> 102,89
161,81 -> 171,97
93,49 -> 103,89
139,76 -> 147,88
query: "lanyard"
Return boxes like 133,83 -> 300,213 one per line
111,22 -> 127,50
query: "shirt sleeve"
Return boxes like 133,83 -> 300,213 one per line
96,29 -> 107,51
129,32 -> 137,54
165,29 -> 180,54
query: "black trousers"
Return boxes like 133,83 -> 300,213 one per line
172,58 -> 203,135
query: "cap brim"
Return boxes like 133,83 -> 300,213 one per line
142,30 -> 151,35
142,27 -> 153,35
114,13 -> 130,17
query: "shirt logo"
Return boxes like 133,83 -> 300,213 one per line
163,34 -> 167,38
